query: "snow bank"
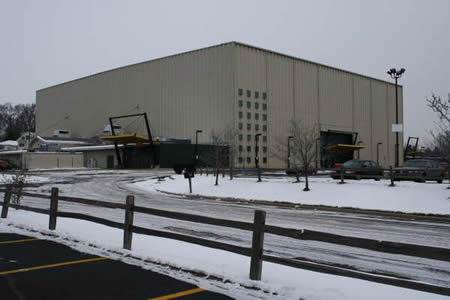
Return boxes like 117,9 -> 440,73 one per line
0,209 -> 446,300
0,174 -> 48,184
133,175 -> 450,215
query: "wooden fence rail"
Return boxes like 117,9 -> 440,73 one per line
1,186 -> 450,296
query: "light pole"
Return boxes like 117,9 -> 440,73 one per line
195,130 -> 202,169
316,137 -> 321,170
376,142 -> 382,165
255,133 -> 262,182
387,67 -> 405,167
287,136 -> 294,169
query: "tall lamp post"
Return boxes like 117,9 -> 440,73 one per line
195,130 -> 203,169
387,68 -> 405,167
316,137 -> 321,170
255,133 -> 262,182
287,136 -> 294,169
376,142 -> 382,165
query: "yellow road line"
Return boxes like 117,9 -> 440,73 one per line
150,287 -> 204,300
0,257 -> 108,276
0,238 -> 38,245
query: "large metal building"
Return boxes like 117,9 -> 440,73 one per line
36,42 -> 403,169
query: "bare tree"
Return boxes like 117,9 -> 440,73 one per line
222,127 -> 239,180
273,120 -> 319,191
427,93 -> 450,163
427,93 -> 450,124
0,103 -> 36,141
272,136 -> 301,183
206,129 -> 229,186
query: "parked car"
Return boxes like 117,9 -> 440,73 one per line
331,160 -> 384,181
0,159 -> 11,170
286,167 -> 317,176
393,159 -> 446,183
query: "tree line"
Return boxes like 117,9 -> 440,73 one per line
0,103 -> 36,141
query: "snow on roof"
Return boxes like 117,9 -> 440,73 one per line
0,150 -> 27,155
61,144 -> 124,151
0,140 -> 19,146
37,136 -> 88,145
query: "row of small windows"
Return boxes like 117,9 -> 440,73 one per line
238,123 -> 267,131
238,157 -> 267,164
238,89 -> 267,100
238,100 -> 267,110
238,112 -> 267,121
238,145 -> 267,153
238,134 -> 267,142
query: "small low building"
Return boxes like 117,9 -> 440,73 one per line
0,140 -> 19,152
0,150 -> 83,170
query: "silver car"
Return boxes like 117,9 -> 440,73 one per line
393,159 -> 446,183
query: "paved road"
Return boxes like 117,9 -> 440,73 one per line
14,170 -> 450,288
0,233 -> 232,300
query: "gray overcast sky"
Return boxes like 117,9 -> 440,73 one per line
1,0 -> 449,143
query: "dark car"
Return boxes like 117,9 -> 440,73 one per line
393,159 -> 446,183
331,160 -> 384,181
0,159 -> 10,170
286,167 -> 317,176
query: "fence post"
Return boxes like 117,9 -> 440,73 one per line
338,166 -> 345,184
1,185 -> 12,219
49,187 -> 59,230
123,195 -> 135,250
250,210 -> 266,281
389,166 -> 395,187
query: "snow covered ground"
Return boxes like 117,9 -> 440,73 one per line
0,173 -> 48,184
1,209 -> 447,300
133,175 -> 450,215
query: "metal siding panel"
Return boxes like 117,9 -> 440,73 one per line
36,44 -> 235,144
318,67 -> 353,132
353,77 -> 372,159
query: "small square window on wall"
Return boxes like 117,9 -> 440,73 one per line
239,111 -> 243,119
263,146 -> 267,153
238,100 -> 243,108
247,123 -> 251,130
262,125 -> 267,132
255,91 -> 259,99
247,112 -> 251,119
263,157 -> 267,163
247,146 -> 251,152
262,114 -> 267,121
263,136 -> 267,142
247,157 -> 251,163
247,101 -> 251,109
255,113 -> 259,120
262,92 -> 267,100
238,157 -> 243,163
238,123 -> 243,130
255,124 -> 259,131
262,103 -> 267,110
247,90 -> 251,98
255,102 -> 259,109
239,145 -> 243,152
238,88 -> 243,96
239,134 -> 243,141
247,134 -> 251,141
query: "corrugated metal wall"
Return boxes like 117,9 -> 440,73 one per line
36,44 -> 235,145
234,44 -> 403,168
36,42 -> 403,169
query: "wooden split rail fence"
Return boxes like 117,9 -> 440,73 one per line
1,185 -> 450,296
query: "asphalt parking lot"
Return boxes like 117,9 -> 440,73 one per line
0,233 -> 232,300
